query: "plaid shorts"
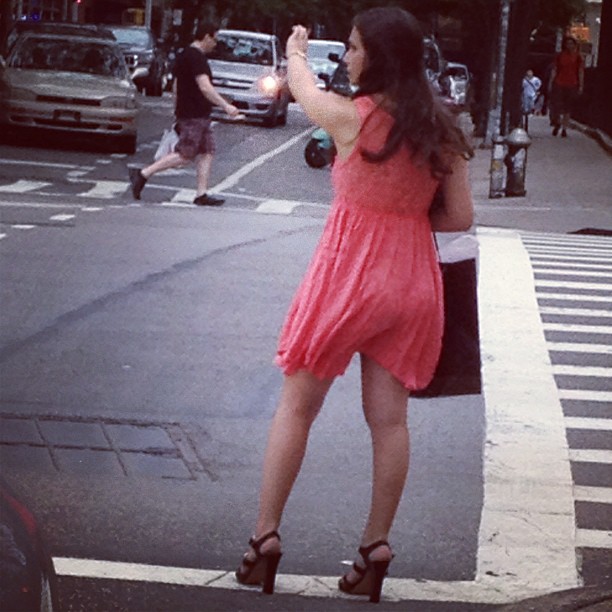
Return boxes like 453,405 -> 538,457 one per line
175,117 -> 215,160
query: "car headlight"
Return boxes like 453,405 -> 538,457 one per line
257,75 -> 280,97
9,87 -> 36,101
101,96 -> 138,109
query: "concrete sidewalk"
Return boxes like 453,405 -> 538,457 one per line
470,114 -> 612,235
471,116 -> 612,611
129,117 -> 612,611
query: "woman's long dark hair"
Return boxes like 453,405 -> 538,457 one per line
353,7 -> 473,177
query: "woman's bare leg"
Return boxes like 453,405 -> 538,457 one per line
241,370 -> 333,561
343,355 -> 409,577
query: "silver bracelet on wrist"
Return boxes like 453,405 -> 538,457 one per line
288,51 -> 307,61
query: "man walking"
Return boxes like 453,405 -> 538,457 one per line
129,23 -> 240,206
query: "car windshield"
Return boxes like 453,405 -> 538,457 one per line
424,42 -> 440,74
308,42 -> 345,61
211,35 -> 273,66
447,66 -> 468,79
10,37 -> 127,78
110,28 -> 151,47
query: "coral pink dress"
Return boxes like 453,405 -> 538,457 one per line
275,96 -> 443,390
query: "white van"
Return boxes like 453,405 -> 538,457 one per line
208,29 -> 290,127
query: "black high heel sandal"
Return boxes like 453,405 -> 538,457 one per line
338,540 -> 392,604
235,530 -> 282,595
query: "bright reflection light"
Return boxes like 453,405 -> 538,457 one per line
259,75 -> 278,95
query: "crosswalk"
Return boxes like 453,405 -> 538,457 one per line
1,213 -> 609,601
0,175 -> 329,216
0,180 -> 329,242
0,176 -> 188,201
521,230 -> 612,559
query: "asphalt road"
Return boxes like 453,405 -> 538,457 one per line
0,97 -> 610,611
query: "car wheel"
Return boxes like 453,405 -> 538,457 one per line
262,110 -> 278,128
117,134 -> 137,154
146,78 -> 163,97
304,139 -> 328,168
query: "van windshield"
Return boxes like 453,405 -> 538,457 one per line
110,28 -> 152,47
308,42 -> 345,61
211,35 -> 273,66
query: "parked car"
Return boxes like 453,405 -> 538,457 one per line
106,25 -> 166,96
423,37 -> 446,93
208,29 -> 289,127
0,478 -> 60,611
3,21 -> 115,56
307,39 -> 346,89
0,32 -> 139,153
441,61 -> 472,110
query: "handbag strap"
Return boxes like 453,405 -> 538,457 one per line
432,231 -> 441,263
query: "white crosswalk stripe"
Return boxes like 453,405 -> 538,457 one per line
565,417 -> 612,431
553,364 -> 612,378
535,279 -> 612,291
522,230 -> 612,560
547,342 -> 612,354
558,389 -> 612,402
543,322 -> 612,334
540,306 -> 612,317
537,292 -> 611,303
534,267 -> 612,278
531,259 -> 612,271
0,179 -> 52,193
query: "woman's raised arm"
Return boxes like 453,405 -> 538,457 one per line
286,26 -> 358,152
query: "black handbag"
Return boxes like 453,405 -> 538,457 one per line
412,250 -> 481,398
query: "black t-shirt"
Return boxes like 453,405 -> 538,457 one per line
174,46 -> 213,120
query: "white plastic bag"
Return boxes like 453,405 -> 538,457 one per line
154,127 -> 179,161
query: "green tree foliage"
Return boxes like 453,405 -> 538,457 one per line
189,0 -> 586,40
538,0 -> 587,27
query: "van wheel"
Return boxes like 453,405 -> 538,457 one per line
277,106 -> 288,126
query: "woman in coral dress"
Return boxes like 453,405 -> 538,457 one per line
236,7 -> 474,602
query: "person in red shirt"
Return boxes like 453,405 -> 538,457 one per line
549,36 -> 584,137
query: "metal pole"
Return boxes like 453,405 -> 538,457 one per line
485,0 -> 512,145
145,0 -> 152,29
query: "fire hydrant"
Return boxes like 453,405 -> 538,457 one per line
504,127 -> 532,197
489,133 -> 507,198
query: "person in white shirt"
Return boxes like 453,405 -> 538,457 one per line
522,69 -> 542,115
